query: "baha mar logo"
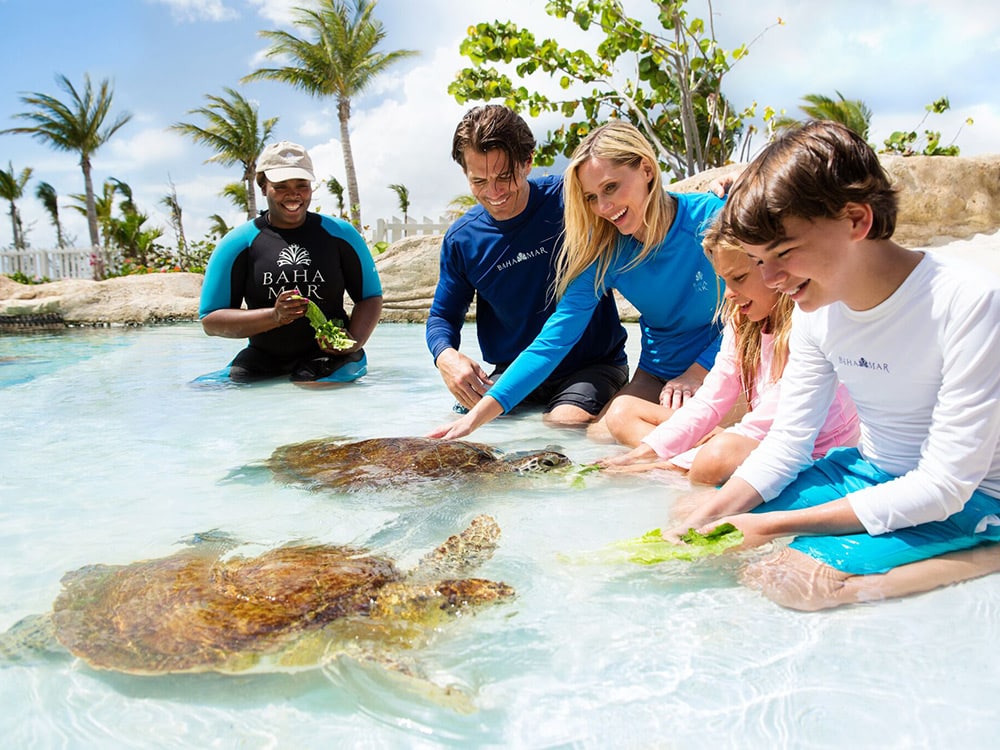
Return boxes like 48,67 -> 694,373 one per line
263,243 -> 327,299
839,354 -> 890,373
496,246 -> 548,272
276,244 -> 311,267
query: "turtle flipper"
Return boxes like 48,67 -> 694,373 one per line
409,515 -> 501,581
0,613 -> 71,665
322,650 -> 479,714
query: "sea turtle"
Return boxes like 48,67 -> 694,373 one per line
265,436 -> 571,491
0,516 -> 513,709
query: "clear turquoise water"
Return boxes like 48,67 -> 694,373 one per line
1,323 -> 998,749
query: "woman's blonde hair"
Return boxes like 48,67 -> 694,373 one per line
556,121 -> 674,298
702,223 -> 794,407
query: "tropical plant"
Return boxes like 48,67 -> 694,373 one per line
0,163 -> 33,250
326,176 -> 347,219
0,73 -> 132,277
387,182 -> 410,230
160,178 -> 188,257
772,91 -> 873,139
68,178 -> 120,249
104,210 -> 164,269
35,181 -> 67,249
221,182 -> 250,215
880,97 -> 970,157
449,0 -> 781,179
171,87 -> 278,219
207,214 -> 231,239
445,194 -> 477,221
242,0 -> 418,229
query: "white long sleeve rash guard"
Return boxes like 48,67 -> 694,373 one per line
733,252 -> 1000,535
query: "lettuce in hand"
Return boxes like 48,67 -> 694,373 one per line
295,296 -> 356,350
600,523 -> 743,565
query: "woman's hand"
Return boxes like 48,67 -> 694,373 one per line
427,396 -> 504,440
272,289 -> 308,327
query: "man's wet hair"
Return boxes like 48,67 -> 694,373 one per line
451,105 -> 536,174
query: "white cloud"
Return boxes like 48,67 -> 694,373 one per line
147,0 -> 238,22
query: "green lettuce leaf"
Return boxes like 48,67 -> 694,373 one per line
600,523 -> 743,565
296,296 -> 356,350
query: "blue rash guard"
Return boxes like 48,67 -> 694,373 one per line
199,212 -> 382,360
426,175 -> 627,386
487,191 -> 725,413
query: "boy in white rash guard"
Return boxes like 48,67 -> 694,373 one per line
669,120 -> 1000,610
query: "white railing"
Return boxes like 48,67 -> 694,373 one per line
0,247 -> 103,280
373,215 -> 451,244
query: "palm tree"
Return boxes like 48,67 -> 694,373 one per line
68,178 -> 129,250
35,181 -> 67,249
387,182 -> 410,233
0,163 -> 33,250
171,87 -> 277,219
208,214 -> 231,240
445,194 -> 476,221
221,182 -> 250,215
242,0 -> 418,229
326,176 -> 347,219
160,178 -> 187,256
773,91 -> 873,140
0,74 -> 132,277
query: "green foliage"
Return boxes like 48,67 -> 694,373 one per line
171,87 -> 277,219
0,162 -> 33,250
298,296 -> 356,349
449,0 -> 782,179
880,97 -> 970,157
601,523 -> 743,564
0,73 -> 132,262
5,271 -> 51,285
772,90 -> 872,139
371,240 -> 389,254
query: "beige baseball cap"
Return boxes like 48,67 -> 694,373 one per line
256,141 -> 315,182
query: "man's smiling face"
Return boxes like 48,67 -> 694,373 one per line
463,148 -> 532,221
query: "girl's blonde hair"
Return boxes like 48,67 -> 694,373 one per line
556,121 -> 674,298
702,223 -> 794,406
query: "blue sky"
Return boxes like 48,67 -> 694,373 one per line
1,0 -> 998,249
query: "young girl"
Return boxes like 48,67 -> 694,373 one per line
429,121 -> 725,441
598,227 -> 860,486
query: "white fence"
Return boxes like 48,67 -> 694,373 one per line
0,247 -> 102,281
372,215 -> 451,244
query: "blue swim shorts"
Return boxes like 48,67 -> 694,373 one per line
751,447 -> 1000,575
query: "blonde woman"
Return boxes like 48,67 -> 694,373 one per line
430,120 -> 725,440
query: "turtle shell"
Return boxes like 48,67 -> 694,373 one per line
266,436 -> 568,491
51,542 -> 398,674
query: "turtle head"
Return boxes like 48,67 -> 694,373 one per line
505,447 -> 571,474
368,578 -> 515,625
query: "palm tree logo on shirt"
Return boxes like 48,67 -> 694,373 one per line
277,244 -> 311,267
692,270 -> 709,293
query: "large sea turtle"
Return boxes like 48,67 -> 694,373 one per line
266,436 -> 570,491
0,516 -> 513,709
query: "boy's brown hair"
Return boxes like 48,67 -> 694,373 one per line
720,120 -> 899,246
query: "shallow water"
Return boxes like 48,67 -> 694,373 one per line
1,323 -> 998,749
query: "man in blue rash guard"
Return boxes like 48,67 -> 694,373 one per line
426,105 -> 628,425
199,141 -> 382,385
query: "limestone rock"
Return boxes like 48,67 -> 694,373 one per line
0,272 -> 203,325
